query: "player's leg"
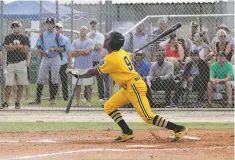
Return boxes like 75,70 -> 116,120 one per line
2,63 -> 16,107
72,75 -> 82,105
104,89 -> 133,142
59,64 -> 68,101
50,57 -> 61,104
33,58 -> 50,104
15,60 -> 29,109
128,80 -> 188,142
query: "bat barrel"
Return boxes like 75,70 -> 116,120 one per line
134,22 -> 182,53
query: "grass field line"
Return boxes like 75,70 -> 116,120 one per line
10,146 -> 234,160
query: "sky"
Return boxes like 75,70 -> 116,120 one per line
3,0 -> 232,4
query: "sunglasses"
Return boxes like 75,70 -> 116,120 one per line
11,24 -> 20,28
55,26 -> 62,29
220,35 -> 226,38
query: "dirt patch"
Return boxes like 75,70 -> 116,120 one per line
0,129 -> 234,160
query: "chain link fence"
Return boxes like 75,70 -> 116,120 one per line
0,0 -> 234,110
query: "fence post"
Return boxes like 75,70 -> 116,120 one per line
69,0 -> 74,96
105,0 -> 113,99
0,1 -> 4,105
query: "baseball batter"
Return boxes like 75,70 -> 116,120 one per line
68,31 -> 188,142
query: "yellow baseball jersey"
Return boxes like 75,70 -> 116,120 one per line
97,49 -> 139,87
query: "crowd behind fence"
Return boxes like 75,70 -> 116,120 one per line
0,0 -> 234,110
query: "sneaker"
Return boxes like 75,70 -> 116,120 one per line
99,99 -> 104,102
166,104 -> 177,108
195,103 -> 201,108
225,103 -> 233,108
28,100 -> 41,105
172,126 -> 188,142
114,133 -> 134,142
82,98 -> 87,103
50,99 -> 56,106
1,102 -> 9,109
87,102 -> 92,107
15,102 -> 20,109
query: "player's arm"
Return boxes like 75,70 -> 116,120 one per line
17,36 -> 30,54
50,39 -> 65,53
4,36 -> 15,52
70,39 -> 94,56
67,67 -> 99,79
68,56 -> 112,78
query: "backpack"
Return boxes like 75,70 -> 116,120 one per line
40,32 -> 62,59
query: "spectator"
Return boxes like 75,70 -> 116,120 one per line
123,24 -> 150,61
231,55 -> 234,65
30,18 -> 65,105
213,29 -> 233,61
185,32 -> 210,64
48,22 -> 71,101
211,24 -> 234,52
150,17 -> 170,61
182,50 -> 210,107
87,18 -> 106,102
132,50 -> 153,106
146,50 -> 182,108
1,21 -> 30,109
153,17 -> 169,35
68,26 -> 95,106
159,34 -> 184,71
207,51 -> 234,108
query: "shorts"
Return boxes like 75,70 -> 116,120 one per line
0,66 -> 5,84
72,68 -> 93,86
5,60 -> 29,86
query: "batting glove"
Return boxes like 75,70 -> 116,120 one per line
66,68 -> 80,78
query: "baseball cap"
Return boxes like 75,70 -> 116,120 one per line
55,22 -> 63,28
11,21 -> 22,28
217,51 -> 226,57
90,18 -> 97,25
46,18 -> 55,24
218,24 -> 229,32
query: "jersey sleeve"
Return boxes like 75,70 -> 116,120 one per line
97,56 -> 114,75
4,35 -> 11,45
226,63 -> 234,78
36,35 -> 43,48
87,39 -> 95,50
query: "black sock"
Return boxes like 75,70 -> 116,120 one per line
109,110 -> 132,134
117,120 -> 132,134
153,115 -> 181,131
166,121 -> 181,131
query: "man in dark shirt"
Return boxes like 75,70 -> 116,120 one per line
1,21 -> 30,109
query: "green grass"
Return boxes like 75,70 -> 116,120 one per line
0,122 -> 233,133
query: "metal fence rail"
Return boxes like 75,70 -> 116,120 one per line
0,0 -> 234,110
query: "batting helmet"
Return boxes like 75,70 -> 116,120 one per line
108,31 -> 125,50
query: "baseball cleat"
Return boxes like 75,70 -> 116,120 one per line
114,133 -> 134,142
172,127 -> 188,142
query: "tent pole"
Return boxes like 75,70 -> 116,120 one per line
40,0 -> 42,33
56,0 -> 59,22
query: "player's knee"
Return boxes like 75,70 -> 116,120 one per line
103,102 -> 113,115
